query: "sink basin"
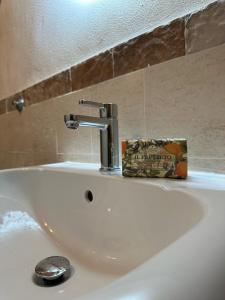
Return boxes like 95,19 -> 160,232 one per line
0,162 -> 225,300
33,168 -> 203,275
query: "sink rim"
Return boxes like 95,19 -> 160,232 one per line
1,161 -> 224,191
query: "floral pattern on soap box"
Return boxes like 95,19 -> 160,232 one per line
122,139 -> 187,179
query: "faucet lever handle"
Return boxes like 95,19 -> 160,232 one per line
79,99 -> 118,118
79,100 -> 105,109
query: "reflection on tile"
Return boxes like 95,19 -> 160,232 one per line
91,69 -> 145,155
113,18 -> 185,77
145,44 -> 225,159
23,70 -> 72,105
186,1 -> 225,54
71,51 -> 113,91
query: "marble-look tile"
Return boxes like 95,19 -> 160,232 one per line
0,100 -> 6,114
71,51 -> 113,91
186,1 -> 225,54
23,70 -> 72,105
53,87 -> 96,155
144,44 -> 225,159
113,18 -> 185,77
91,69 -> 145,156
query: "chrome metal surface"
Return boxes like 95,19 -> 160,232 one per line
79,99 -> 105,109
35,256 -> 71,281
64,100 -> 120,172
13,96 -> 25,112
64,114 -> 108,130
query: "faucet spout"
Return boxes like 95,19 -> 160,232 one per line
64,114 -> 109,130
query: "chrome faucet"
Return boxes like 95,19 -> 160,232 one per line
64,100 -> 120,172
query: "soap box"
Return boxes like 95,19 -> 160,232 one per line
122,139 -> 187,179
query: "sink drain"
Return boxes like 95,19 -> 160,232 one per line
34,256 -> 71,285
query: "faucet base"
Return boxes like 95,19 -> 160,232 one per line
99,166 -> 121,173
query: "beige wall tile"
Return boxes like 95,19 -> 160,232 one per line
186,1 -> 225,54
1,38 -> 225,173
189,157 -> 225,173
0,99 -> 57,169
144,44 -> 225,165
0,110 -> 33,153
57,153 -> 99,164
32,151 -> 57,166
91,69 -> 145,156
0,152 -> 33,169
26,100 -> 57,154
53,87 -> 96,156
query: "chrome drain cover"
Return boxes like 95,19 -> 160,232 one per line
35,256 -> 71,281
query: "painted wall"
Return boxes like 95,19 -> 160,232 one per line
0,0 -> 214,100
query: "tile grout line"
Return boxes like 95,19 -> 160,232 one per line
68,67 -> 73,92
184,13 -> 189,55
111,49 -> 115,78
53,101 -> 59,161
143,67 -> 147,139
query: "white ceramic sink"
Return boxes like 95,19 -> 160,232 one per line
0,162 -> 225,300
